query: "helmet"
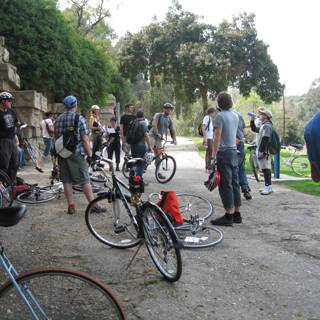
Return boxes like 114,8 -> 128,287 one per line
204,169 -> 221,191
63,95 -> 77,109
163,102 -> 174,109
0,92 -> 13,101
144,152 -> 154,165
91,105 -> 100,111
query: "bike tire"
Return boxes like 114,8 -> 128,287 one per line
176,193 -> 213,220
89,165 -> 110,184
249,153 -> 260,182
291,155 -> 310,176
0,169 -> 14,208
174,224 -> 224,249
16,188 -> 56,204
142,202 -> 182,282
0,268 -> 126,320
155,155 -> 176,184
85,194 -> 141,249
26,143 -> 43,172
121,160 -> 130,180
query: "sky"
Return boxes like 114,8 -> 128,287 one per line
59,0 -> 320,96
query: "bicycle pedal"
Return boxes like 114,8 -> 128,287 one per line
114,225 -> 126,234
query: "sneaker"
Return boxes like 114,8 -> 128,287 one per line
90,205 -> 107,214
233,212 -> 242,224
260,185 -> 273,195
157,173 -> 166,180
67,206 -> 76,215
210,213 -> 233,226
243,191 -> 252,200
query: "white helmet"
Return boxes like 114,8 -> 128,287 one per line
91,105 -> 100,111
144,152 -> 154,165
0,92 -> 13,101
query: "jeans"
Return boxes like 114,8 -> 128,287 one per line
17,146 -> 25,168
131,143 -> 146,177
237,141 -> 249,192
217,149 -> 241,210
43,137 -> 52,157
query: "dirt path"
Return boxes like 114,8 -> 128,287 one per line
1,137 -> 320,320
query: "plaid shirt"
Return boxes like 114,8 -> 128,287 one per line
54,110 -> 90,156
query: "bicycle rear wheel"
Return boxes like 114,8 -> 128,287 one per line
291,155 -> 310,176
175,224 -> 223,249
0,268 -> 125,320
249,152 -> 260,182
0,169 -> 14,208
142,202 -> 182,282
176,193 -> 213,220
155,155 -> 176,184
16,188 -> 56,204
85,194 -> 141,249
121,159 -> 130,179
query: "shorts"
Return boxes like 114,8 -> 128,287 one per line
149,133 -> 162,149
58,154 -> 90,185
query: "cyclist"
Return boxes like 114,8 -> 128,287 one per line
250,108 -> 273,195
0,91 -> 19,182
149,102 -> 177,179
89,105 -> 103,159
120,103 -> 136,155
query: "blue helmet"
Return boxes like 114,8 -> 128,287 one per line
63,95 -> 77,109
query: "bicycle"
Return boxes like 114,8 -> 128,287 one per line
85,157 -> 182,282
248,144 -> 261,182
0,169 -> 14,208
281,144 -> 310,176
0,205 -> 126,319
19,124 -> 43,173
122,139 -> 177,184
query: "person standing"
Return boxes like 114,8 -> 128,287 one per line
40,112 -> 54,160
0,92 -> 19,182
120,103 -> 136,155
54,95 -> 103,214
202,107 -> 215,172
210,92 -> 242,226
250,108 -> 273,195
88,105 -> 103,158
106,117 -> 121,171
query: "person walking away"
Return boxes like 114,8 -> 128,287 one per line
41,112 -> 54,161
127,110 -> 151,179
106,117 -> 121,171
149,102 -> 177,179
89,105 -> 103,159
250,108 -> 273,195
54,96 -> 104,214
210,92 -> 242,226
120,103 -> 136,155
236,111 -> 252,200
0,92 -> 19,182
202,107 -> 215,172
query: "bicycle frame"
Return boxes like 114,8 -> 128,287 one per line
0,242 -> 48,319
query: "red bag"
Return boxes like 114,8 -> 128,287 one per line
157,191 -> 184,225
13,184 -> 30,199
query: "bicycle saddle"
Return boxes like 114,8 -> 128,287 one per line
127,158 -> 144,168
290,143 -> 303,150
0,205 -> 27,227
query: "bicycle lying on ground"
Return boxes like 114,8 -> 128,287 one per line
85,157 -> 182,282
122,139 -> 177,184
0,205 -> 126,319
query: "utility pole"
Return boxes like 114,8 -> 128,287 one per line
282,86 -> 286,146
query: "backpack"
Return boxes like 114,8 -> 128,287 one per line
126,119 -> 144,145
198,117 -> 211,136
269,128 -> 281,155
156,191 -> 184,225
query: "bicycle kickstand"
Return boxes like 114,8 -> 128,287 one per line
124,242 -> 144,271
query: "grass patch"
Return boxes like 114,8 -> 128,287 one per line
279,180 -> 320,196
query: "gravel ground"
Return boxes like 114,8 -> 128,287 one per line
1,137 -> 320,320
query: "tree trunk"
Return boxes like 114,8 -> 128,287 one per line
200,87 -> 208,115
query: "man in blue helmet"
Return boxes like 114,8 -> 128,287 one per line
54,95 -> 104,214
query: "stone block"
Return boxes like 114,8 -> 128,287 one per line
13,90 -> 47,112
47,102 -> 65,115
0,46 -> 9,63
0,63 -> 20,90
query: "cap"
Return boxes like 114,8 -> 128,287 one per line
258,108 -> 272,119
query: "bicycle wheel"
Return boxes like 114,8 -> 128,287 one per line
291,155 -> 310,176
174,224 -> 224,249
0,268 -> 125,320
121,160 -> 130,179
142,203 -> 182,282
155,155 -> 176,184
73,181 -> 104,194
176,193 -> 213,220
0,169 -> 14,208
249,152 -> 260,182
85,194 -> 141,249
16,188 -> 56,204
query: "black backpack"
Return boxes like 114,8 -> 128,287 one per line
126,119 -> 144,145
63,114 -> 80,152
198,118 -> 211,136
269,128 -> 281,155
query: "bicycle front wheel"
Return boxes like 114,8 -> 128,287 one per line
142,203 -> 182,282
121,160 -> 130,179
155,155 -> 176,184
16,188 -> 56,204
85,194 -> 141,249
0,268 -> 125,320
176,193 -> 213,220
291,155 -> 310,176
249,153 -> 260,182
0,169 -> 14,208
